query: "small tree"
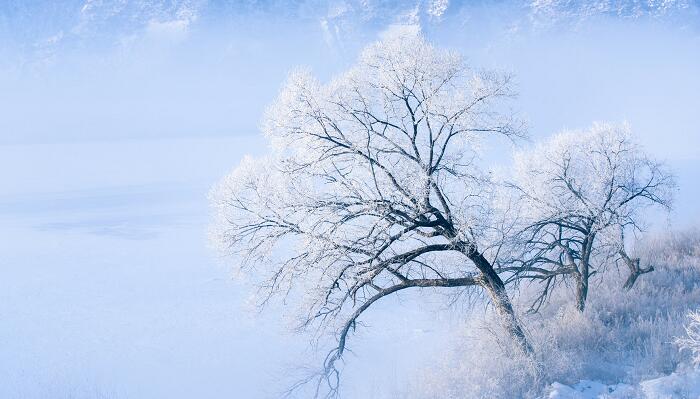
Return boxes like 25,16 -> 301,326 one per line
211,33 -> 530,396
507,123 -> 674,312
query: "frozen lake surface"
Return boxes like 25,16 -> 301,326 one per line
0,137 -> 460,398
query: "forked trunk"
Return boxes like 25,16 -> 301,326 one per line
619,249 -> 654,290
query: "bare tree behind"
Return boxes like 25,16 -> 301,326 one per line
210,33 -> 531,397
505,123 -> 675,312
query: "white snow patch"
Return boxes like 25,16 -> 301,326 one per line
545,369 -> 700,399
547,380 -> 635,399
640,369 -> 700,399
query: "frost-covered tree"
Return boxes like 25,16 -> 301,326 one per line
507,123 -> 674,312
677,311 -> 700,366
210,33 -> 530,396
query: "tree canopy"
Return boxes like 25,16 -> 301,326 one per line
210,33 -> 531,396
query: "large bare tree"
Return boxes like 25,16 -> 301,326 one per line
210,33 -> 530,396
505,123 -> 675,312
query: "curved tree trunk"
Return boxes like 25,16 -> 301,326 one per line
469,251 -> 534,355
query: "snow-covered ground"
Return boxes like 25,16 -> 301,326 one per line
546,368 -> 700,399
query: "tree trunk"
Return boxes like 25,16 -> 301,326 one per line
575,234 -> 595,312
575,270 -> 588,312
620,249 -> 654,290
469,251 -> 534,355
622,272 -> 640,291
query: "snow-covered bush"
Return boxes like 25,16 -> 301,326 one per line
677,310 -> 700,366
410,228 -> 700,398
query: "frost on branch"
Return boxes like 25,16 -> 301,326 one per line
506,122 -> 675,313
210,33 -> 530,397
678,310 -> 700,367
